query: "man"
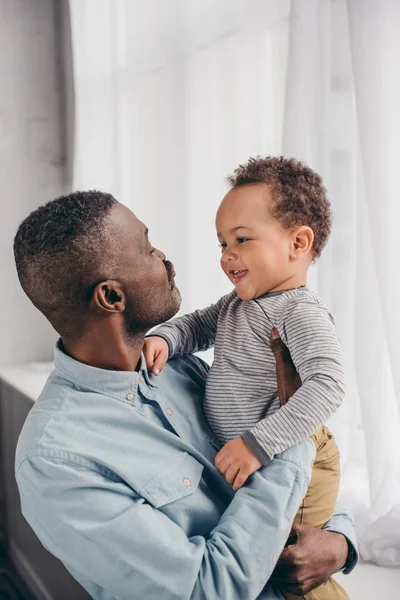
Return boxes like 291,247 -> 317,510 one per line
14,191 -> 357,599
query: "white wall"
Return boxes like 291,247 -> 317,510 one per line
0,0 -> 70,365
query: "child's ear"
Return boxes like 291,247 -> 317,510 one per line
290,226 -> 314,259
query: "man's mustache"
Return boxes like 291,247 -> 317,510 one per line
164,260 -> 176,282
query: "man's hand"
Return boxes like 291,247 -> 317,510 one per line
143,337 -> 169,375
215,437 -> 262,490
271,523 -> 349,596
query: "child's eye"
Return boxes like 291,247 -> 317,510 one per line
218,242 -> 227,249
237,237 -> 249,244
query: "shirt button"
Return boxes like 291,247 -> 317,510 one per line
182,478 -> 191,487
126,393 -> 134,401
139,375 -> 144,384
165,408 -> 173,416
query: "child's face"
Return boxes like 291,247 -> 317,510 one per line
216,183 -> 298,301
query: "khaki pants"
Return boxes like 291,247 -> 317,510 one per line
282,427 -> 349,600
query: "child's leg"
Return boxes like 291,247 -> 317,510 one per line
281,427 -> 349,600
283,577 -> 350,600
295,425 -> 341,528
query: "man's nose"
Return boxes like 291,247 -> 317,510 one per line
154,247 -> 166,262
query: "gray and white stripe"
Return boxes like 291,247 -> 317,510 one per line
152,287 -> 345,464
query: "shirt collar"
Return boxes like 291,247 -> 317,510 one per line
54,339 -> 153,401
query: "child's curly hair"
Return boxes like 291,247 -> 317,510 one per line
227,156 -> 332,260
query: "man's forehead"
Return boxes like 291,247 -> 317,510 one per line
108,203 -> 147,237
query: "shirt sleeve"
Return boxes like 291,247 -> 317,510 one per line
16,441 -> 314,600
244,297 -> 345,463
148,294 -> 230,358
323,504 -> 359,574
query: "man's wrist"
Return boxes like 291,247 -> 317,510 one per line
328,531 -> 350,572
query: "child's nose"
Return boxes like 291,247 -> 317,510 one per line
222,247 -> 237,263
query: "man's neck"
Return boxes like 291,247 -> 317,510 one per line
61,327 -> 146,372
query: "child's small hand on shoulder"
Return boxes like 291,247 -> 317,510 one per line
143,336 -> 169,375
215,437 -> 262,490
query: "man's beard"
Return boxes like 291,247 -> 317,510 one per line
122,284 -> 181,343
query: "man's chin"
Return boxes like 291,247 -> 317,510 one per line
123,285 -> 181,340
168,284 -> 182,316
155,284 -> 181,325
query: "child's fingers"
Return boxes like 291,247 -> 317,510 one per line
152,349 -> 168,375
232,470 -> 249,490
215,455 -> 231,475
225,464 -> 240,485
143,343 -> 156,370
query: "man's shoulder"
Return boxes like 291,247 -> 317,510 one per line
15,372 -> 71,469
164,353 -> 209,381
156,354 -> 209,405
15,369 -> 127,474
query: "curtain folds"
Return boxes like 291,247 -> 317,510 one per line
68,0 -> 400,565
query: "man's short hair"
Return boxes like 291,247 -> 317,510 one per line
227,156 -> 332,259
14,190 -> 118,339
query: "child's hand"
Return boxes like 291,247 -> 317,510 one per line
215,437 -> 262,490
143,337 -> 169,375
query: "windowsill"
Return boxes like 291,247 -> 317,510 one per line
336,562 -> 400,599
0,363 -> 53,402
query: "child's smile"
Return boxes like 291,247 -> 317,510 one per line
229,269 -> 248,285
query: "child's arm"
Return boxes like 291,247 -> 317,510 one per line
144,293 -> 231,373
242,297 -> 345,464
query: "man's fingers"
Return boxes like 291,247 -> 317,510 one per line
271,327 -> 281,341
275,581 -> 311,595
285,531 -> 300,548
275,545 -> 296,567
289,522 -> 302,536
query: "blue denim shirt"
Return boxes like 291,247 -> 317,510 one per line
15,343 -> 357,600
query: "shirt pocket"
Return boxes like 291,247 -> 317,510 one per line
139,452 -> 204,508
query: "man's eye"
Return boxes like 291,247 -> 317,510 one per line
237,237 -> 249,244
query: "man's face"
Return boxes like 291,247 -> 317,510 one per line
108,204 -> 181,335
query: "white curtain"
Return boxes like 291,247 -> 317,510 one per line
283,0 -> 400,566
68,0 -> 400,565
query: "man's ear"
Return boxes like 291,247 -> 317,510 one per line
290,226 -> 314,260
92,280 -> 126,313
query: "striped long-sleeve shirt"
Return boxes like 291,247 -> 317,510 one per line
152,286 -> 345,464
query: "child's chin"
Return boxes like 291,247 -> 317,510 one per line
236,289 -> 254,302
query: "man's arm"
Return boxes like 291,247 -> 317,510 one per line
148,294 -> 230,357
17,441 -> 314,600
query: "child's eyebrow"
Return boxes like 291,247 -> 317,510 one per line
216,225 -> 254,238
230,225 -> 252,233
